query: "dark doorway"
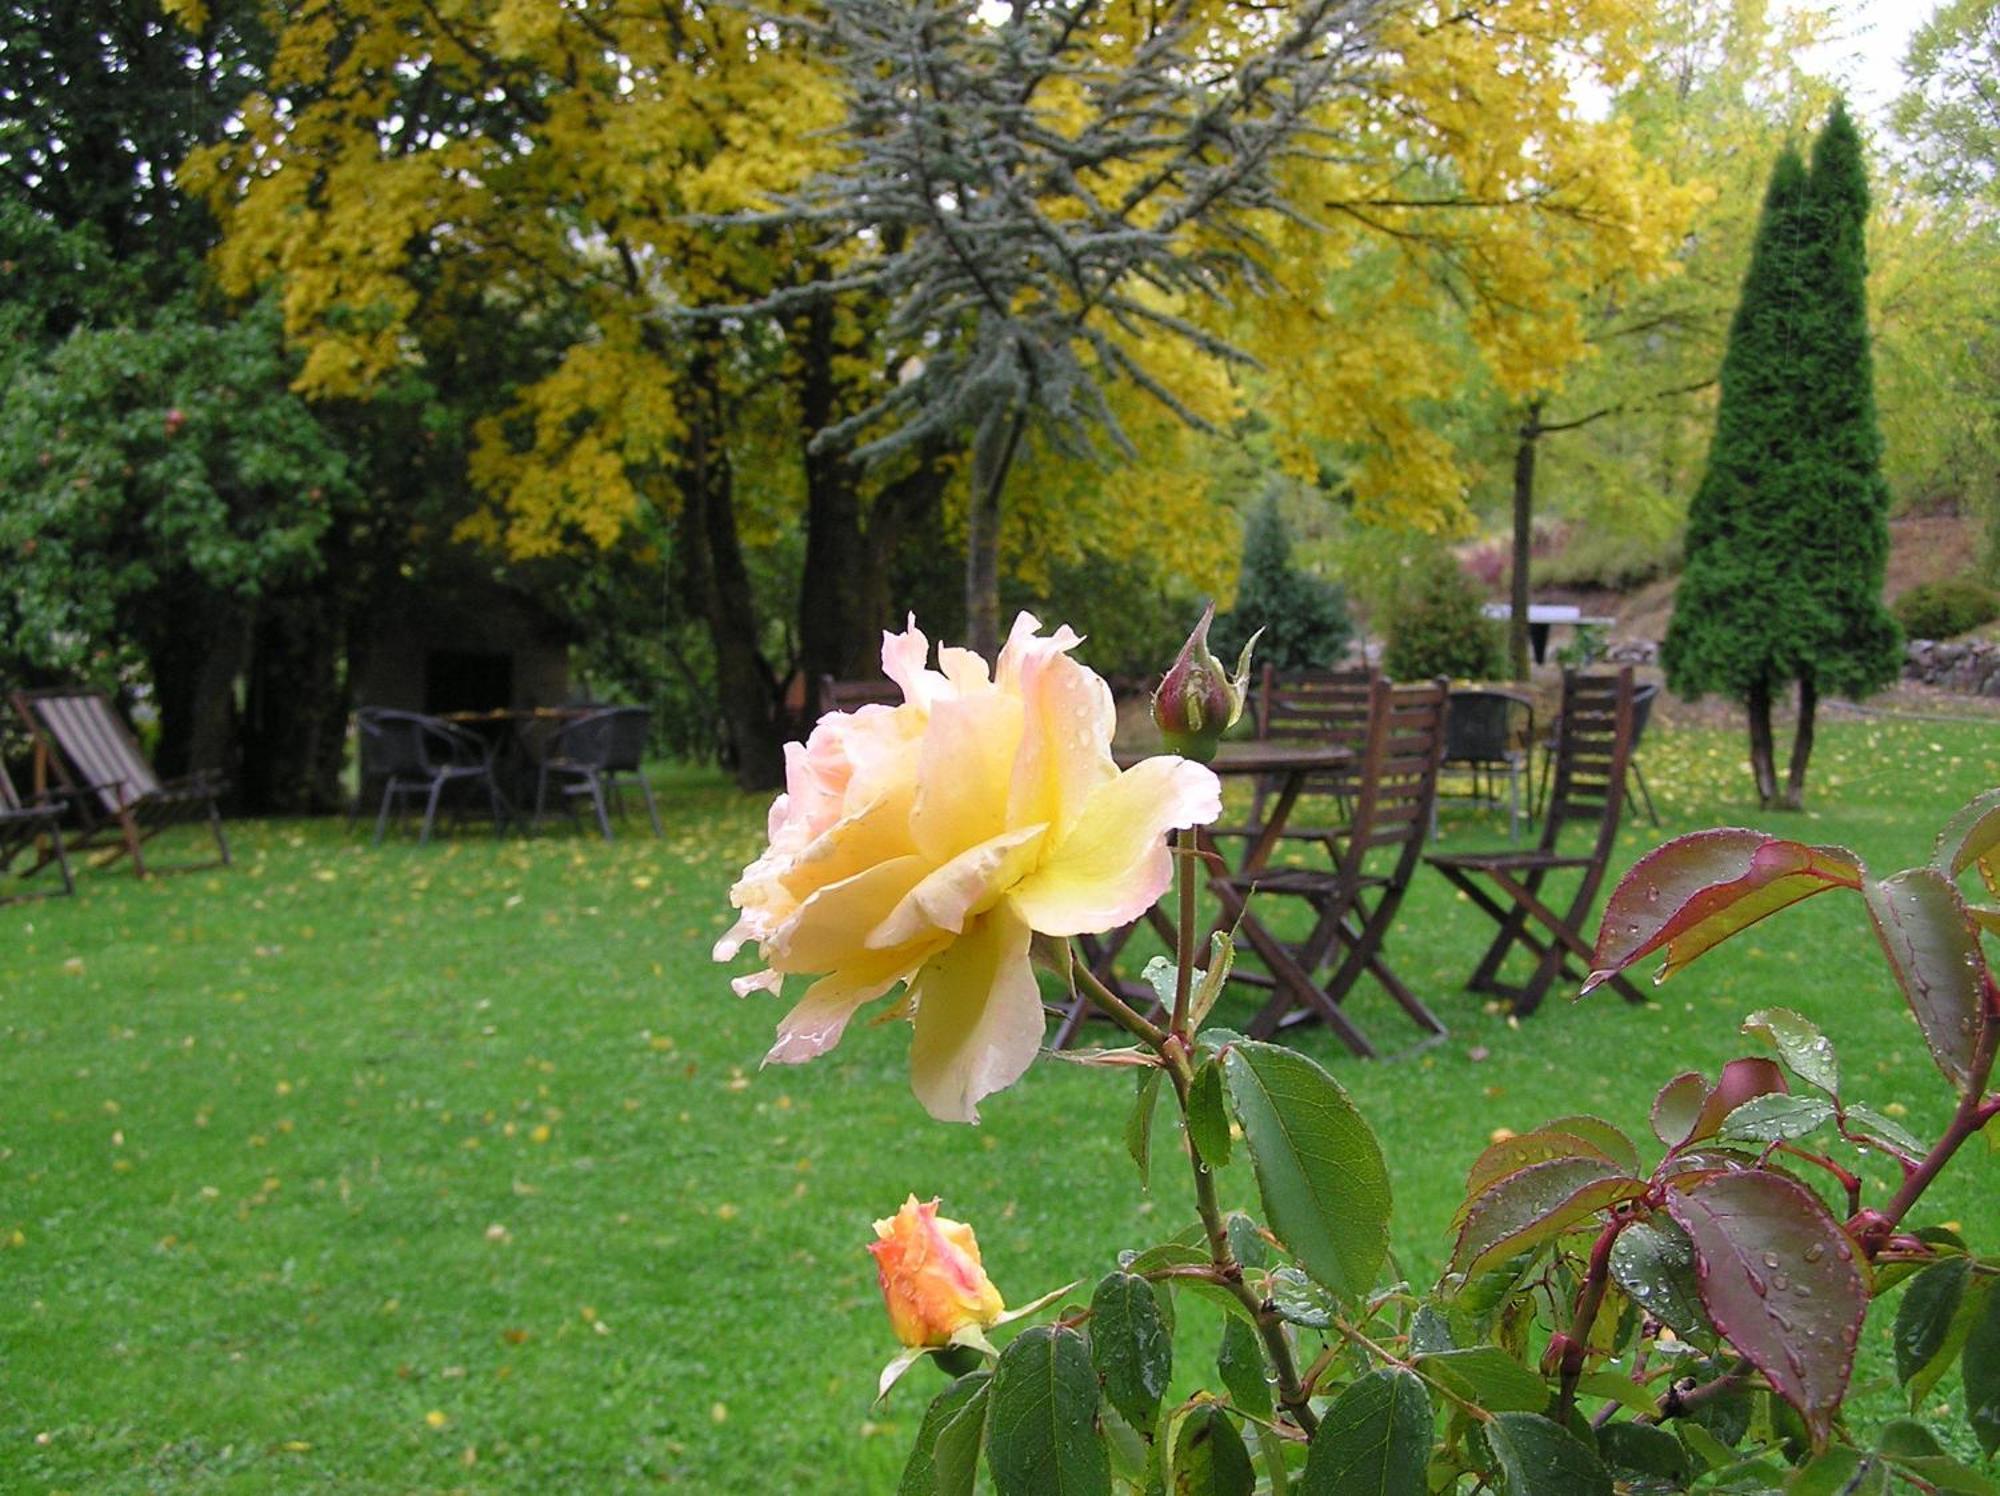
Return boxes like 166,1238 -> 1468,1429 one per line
424,651 -> 514,714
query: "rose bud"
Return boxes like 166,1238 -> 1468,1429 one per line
1152,602 -> 1259,763
867,1195 -> 1005,1348
164,408 -> 187,437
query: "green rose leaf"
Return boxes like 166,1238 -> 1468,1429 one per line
1301,1367 -> 1431,1496
1127,1068 -> 1163,1188
1089,1271 -> 1172,1435
1215,1316 -> 1272,1421
1863,868 -> 1991,1095
1187,1057 -> 1233,1169
1609,1217 -> 1718,1349
1895,1256 -> 1971,1387
1485,1411 -> 1612,1495
1717,1093 -> 1835,1144
1169,1404 -> 1255,1496
986,1325 -> 1110,1496
1222,1040 -> 1390,1301
1965,1277 -> 2000,1457
1740,1007 -> 1840,1096
900,1371 -> 990,1496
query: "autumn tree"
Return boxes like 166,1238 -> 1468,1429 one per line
1663,104 -> 1900,808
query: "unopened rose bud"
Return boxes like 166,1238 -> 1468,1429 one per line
1152,603 -> 1258,763
868,1195 -> 1005,1348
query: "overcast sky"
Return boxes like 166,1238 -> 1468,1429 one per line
1802,0 -> 1929,122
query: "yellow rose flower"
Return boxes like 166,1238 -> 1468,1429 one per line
868,1195 -> 1005,1348
715,613 -> 1221,1121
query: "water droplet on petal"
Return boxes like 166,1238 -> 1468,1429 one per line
1793,1283 -> 1813,1300
1771,1272 -> 1790,1292
1761,1251 -> 1781,1269
1803,1242 -> 1825,1263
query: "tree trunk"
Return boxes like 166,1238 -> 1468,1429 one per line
795,298 -> 873,720
1746,677 -> 1779,808
240,591 -> 348,814
965,401 -> 1026,661
1782,670 -> 1817,811
677,370 -> 786,791
146,592 -> 247,785
1509,402 -> 1542,683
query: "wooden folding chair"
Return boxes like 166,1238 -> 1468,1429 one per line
1427,669 -> 1647,1016
11,687 -> 230,877
1221,676 -> 1451,1055
1,759 -> 74,900
1214,665 -> 1377,858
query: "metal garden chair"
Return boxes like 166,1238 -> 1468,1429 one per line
356,708 -> 510,845
532,706 -> 662,840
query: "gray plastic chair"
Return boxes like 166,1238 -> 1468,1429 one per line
1437,688 -> 1534,842
533,706 -> 661,840
357,708 -> 509,845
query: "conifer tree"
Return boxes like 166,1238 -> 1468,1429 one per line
1662,102 -> 1899,808
1214,492 -> 1351,672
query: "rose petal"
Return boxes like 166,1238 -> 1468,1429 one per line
1008,756 -> 1221,936
868,823 -> 1049,950
1006,628 -> 1118,844
907,691 -> 1025,865
766,955 -> 925,1065
768,855 -> 929,973
907,901 -> 1042,1123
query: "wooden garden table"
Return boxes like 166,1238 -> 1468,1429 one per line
1053,740 -> 1356,1047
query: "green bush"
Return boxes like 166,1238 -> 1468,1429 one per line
1533,526 -> 1682,591
1383,551 -> 1502,680
1892,575 -> 2000,639
1211,491 -> 1352,670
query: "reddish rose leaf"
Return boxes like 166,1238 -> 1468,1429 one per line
1456,1128 -> 1627,1229
1691,1058 -> 1788,1142
1452,1156 -> 1646,1275
1665,1171 -> 1867,1448
1651,1072 -> 1709,1148
1862,869 -> 1991,1096
1585,831 -> 1863,994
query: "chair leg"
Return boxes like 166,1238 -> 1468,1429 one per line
534,764 -> 551,832
486,775 -> 508,839
374,780 -> 399,845
1629,760 -> 1660,828
209,802 -> 232,867
421,780 -> 448,845
1508,764 -> 1520,844
587,777 -> 613,841
635,773 -> 663,837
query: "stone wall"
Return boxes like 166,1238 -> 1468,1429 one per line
1904,638 -> 2000,697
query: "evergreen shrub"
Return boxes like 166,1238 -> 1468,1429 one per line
1383,552 -> 1502,681
1893,576 -> 2000,639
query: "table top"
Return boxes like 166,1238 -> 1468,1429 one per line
1114,740 -> 1354,774
1480,603 -> 1616,626
438,706 -> 601,724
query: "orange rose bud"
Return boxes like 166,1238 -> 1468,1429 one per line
868,1195 -> 1005,1348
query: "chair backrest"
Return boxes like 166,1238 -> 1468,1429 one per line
356,708 -> 479,777
14,688 -> 159,814
1342,677 -> 1450,875
1536,668 -> 1636,861
817,675 -> 900,721
0,759 -> 29,814
551,706 -> 651,771
1252,666 -> 1377,809
1443,689 -> 1528,764
1630,681 -> 1661,747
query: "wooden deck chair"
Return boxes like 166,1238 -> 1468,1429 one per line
1222,676 -> 1452,1056
1214,665 -> 1377,857
11,687 -> 230,877
1427,669 -> 1647,1016
1,759 -> 74,899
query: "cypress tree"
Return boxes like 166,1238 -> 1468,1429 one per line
1662,103 -> 1900,808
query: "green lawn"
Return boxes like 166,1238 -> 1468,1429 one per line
2,723 -> 1995,1492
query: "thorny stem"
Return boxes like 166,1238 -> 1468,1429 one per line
1072,959 -> 1169,1051
1172,828 -> 1197,1035
1872,989 -> 2000,1245
1776,1143 -> 1864,1214
1163,1052 -> 1320,1437
1555,1215 -> 1627,1423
